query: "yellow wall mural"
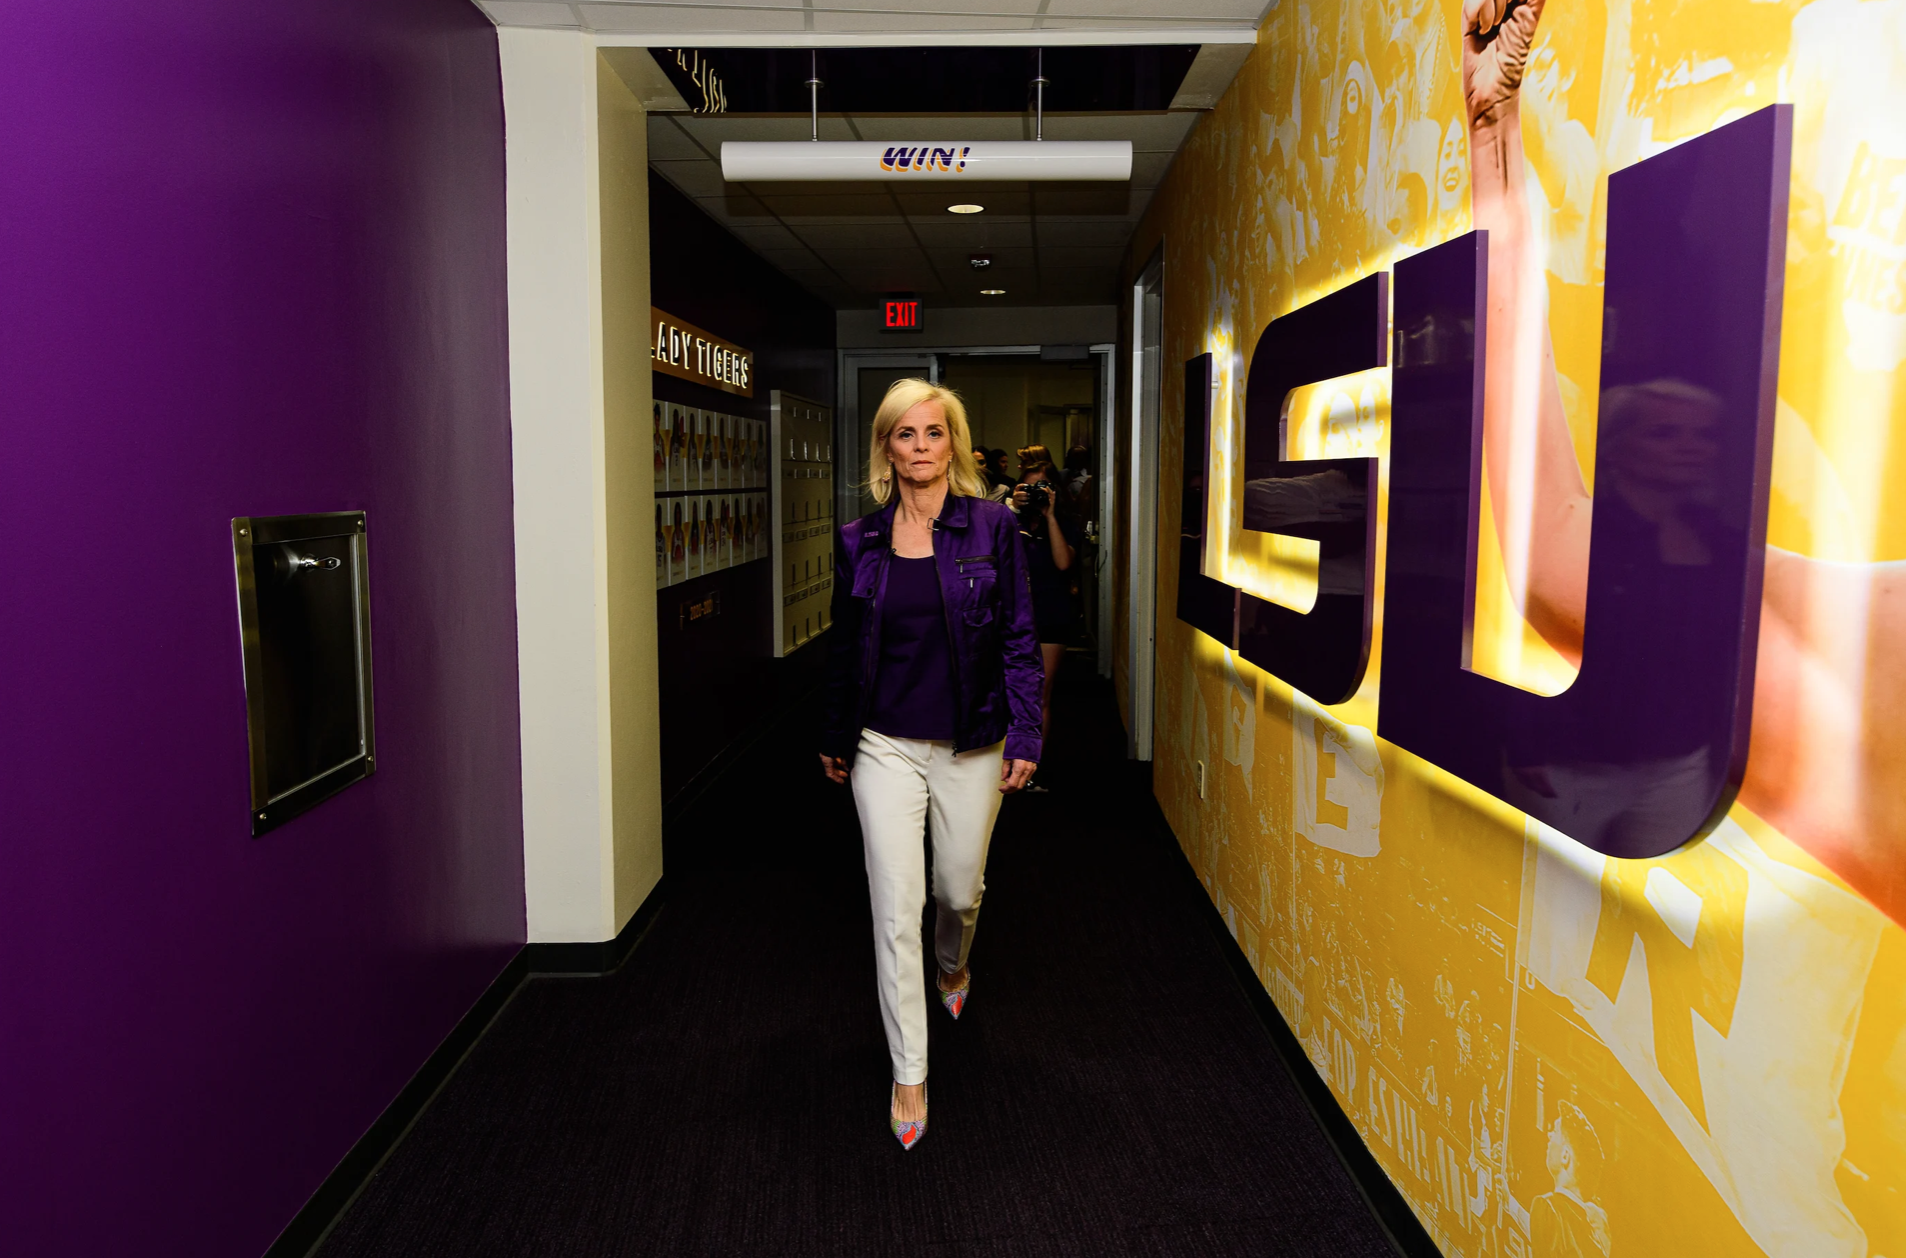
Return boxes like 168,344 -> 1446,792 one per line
1131,1 -> 1906,1254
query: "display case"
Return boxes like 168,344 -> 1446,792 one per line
653,399 -> 770,590
771,390 -> 835,655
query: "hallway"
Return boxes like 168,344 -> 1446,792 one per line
317,666 -> 1396,1257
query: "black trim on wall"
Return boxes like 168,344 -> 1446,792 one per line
1144,782 -> 1444,1258
261,884 -> 669,1257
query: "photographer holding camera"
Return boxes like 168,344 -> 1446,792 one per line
1012,446 -> 1080,781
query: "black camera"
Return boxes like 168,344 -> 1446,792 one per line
1018,481 -> 1052,513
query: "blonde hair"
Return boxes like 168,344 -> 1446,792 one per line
867,379 -> 989,505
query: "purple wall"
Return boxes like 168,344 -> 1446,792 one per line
0,2 -> 524,1254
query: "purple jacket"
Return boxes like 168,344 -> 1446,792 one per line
823,493 -> 1045,765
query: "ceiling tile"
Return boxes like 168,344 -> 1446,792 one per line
1038,112 -> 1200,151
811,11 -> 1038,32
1029,187 -> 1142,216
694,193 -> 781,221
674,115 -> 862,144
1129,151 -> 1177,187
1042,0 -> 1265,15
650,158 -> 728,200
1038,246 -> 1126,269
837,0 -> 1046,10
924,245 -> 1036,269
728,179 -> 910,201
890,189 -> 1033,217
1027,218 -> 1136,247
726,222 -> 807,250
749,193 -> 901,219
646,117 -> 711,162
844,115 -> 1034,143
478,1 -> 578,26
790,222 -> 923,250
906,218 -> 1035,248
576,3 -> 806,33
753,249 -> 841,275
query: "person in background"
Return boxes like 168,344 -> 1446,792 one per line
985,448 -> 1012,496
1062,444 -> 1093,507
821,380 -> 1043,1150
1012,445 -> 1081,784
975,444 -> 1011,502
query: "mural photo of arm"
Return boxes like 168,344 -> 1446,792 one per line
1464,0 -> 1906,925
1464,0 -> 1592,666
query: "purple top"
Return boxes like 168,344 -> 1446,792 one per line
865,555 -> 958,741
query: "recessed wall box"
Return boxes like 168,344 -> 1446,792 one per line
231,511 -> 375,836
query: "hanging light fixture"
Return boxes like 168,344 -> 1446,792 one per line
723,140 -> 1131,182
720,50 -> 1131,183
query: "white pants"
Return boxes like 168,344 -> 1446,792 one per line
851,730 -> 1006,1085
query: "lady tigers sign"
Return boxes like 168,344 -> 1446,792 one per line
651,308 -> 752,398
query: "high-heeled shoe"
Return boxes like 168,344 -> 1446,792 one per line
937,968 -> 970,1020
890,1081 -> 927,1150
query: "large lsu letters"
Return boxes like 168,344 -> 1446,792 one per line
1178,104 -> 1792,859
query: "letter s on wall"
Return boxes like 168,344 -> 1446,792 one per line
1234,273 -> 1389,705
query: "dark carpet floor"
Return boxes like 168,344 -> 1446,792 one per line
317,661 -> 1397,1257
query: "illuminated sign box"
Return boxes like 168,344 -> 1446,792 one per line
651,307 -> 753,397
882,297 -> 923,333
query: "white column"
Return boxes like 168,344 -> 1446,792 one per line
500,28 -> 661,943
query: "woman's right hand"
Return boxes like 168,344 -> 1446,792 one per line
819,754 -> 850,784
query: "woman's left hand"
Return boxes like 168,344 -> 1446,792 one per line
1000,759 -> 1037,792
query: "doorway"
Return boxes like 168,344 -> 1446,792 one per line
940,352 -> 1104,655
841,348 -> 1110,657
841,354 -> 937,522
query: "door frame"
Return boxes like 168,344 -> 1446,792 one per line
838,350 -> 943,523
1089,343 -> 1116,678
1128,253 -> 1164,761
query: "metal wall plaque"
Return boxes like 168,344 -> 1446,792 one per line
231,512 -> 375,835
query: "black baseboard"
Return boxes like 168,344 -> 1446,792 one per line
1144,791 -> 1444,1258
264,879 -> 669,1257
262,948 -> 530,1258
524,875 -> 669,977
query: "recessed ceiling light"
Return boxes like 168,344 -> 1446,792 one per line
980,289 -> 1006,296
948,203 -> 984,214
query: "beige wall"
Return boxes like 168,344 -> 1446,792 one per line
597,53 -> 662,926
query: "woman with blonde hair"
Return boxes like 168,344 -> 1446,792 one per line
820,378 -> 1043,1150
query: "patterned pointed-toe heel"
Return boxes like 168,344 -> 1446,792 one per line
890,1082 -> 928,1151
937,968 -> 970,1020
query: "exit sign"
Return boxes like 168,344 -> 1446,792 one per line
882,296 -> 923,332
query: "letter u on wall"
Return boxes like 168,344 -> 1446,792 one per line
1378,105 -> 1791,859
